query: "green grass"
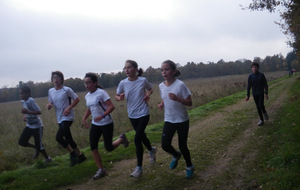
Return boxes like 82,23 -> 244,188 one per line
248,78 -> 300,189
1,73 -> 298,190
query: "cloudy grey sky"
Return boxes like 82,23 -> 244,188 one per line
0,0 -> 291,88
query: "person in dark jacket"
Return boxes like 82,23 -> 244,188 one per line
245,62 -> 269,126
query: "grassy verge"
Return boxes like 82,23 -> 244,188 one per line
0,76 -> 293,190
247,77 -> 300,189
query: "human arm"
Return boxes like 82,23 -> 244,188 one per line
158,100 -> 164,111
246,75 -> 251,101
168,93 -> 192,106
21,109 -> 41,115
94,99 -> 115,122
115,93 -> 125,101
63,97 -> 80,116
143,88 -> 153,103
82,109 -> 91,129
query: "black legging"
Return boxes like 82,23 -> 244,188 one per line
253,94 -> 266,121
130,115 -> 152,167
161,120 -> 192,167
56,121 -> 77,149
89,123 -> 115,151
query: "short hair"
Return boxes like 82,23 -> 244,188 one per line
51,71 -> 64,84
20,86 -> 31,96
251,62 -> 259,68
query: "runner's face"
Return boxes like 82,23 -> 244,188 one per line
251,66 -> 258,74
84,77 -> 97,92
123,62 -> 137,78
52,74 -> 63,87
161,63 -> 175,81
19,90 -> 29,101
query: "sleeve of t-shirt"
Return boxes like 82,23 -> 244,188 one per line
29,98 -> 41,112
144,78 -> 153,90
116,81 -> 124,95
101,90 -> 111,103
48,89 -> 53,103
66,87 -> 78,100
180,82 -> 192,99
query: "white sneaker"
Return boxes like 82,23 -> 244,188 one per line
93,168 -> 107,180
130,166 -> 143,178
149,146 -> 157,164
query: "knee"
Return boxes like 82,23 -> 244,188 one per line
105,144 -> 114,152
18,140 -> 26,147
161,142 -> 170,151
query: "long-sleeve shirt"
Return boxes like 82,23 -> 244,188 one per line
247,71 -> 268,97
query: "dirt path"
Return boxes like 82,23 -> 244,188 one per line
64,79 -> 291,190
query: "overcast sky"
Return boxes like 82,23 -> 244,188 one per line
0,0 -> 292,88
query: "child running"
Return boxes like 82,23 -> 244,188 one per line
82,72 -> 129,180
115,60 -> 157,178
158,60 -> 194,178
18,86 -> 52,162
47,71 -> 86,166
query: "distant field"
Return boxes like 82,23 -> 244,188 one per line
0,71 -> 286,172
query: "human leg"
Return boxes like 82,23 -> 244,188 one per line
253,95 -> 264,121
130,116 -> 152,167
177,120 -> 192,167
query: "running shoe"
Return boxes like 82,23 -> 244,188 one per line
186,165 -> 195,178
263,112 -> 269,120
44,156 -> 52,163
70,151 -> 78,167
169,152 -> 181,170
257,120 -> 264,126
149,146 -> 157,164
93,168 -> 107,180
120,133 -> 129,148
32,149 -> 39,159
78,153 -> 87,164
130,166 -> 143,178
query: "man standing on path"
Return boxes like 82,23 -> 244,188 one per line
245,62 -> 269,126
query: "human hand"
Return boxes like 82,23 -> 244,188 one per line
47,103 -> 53,110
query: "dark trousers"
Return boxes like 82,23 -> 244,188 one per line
89,123 -> 114,151
56,121 -> 77,149
130,115 -> 152,167
19,127 -> 45,151
253,94 -> 266,121
161,120 -> 192,167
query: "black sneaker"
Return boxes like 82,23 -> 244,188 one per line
78,153 -> 87,164
263,112 -> 269,120
32,149 -> 39,159
70,151 -> 78,167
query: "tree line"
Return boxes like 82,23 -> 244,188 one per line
0,53 -> 297,103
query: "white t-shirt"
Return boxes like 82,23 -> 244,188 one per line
116,77 -> 153,119
159,79 -> 191,123
22,97 -> 43,129
48,86 -> 78,124
85,88 -> 113,126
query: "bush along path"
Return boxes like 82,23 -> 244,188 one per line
1,76 -> 300,190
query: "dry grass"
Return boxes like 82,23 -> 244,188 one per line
0,71 -> 286,172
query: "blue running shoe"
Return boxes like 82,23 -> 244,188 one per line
169,152 -> 181,170
186,165 -> 194,178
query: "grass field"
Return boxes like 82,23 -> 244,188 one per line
1,71 -> 300,190
0,71 -> 286,172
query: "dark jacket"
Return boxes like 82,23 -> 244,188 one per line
247,71 -> 268,97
